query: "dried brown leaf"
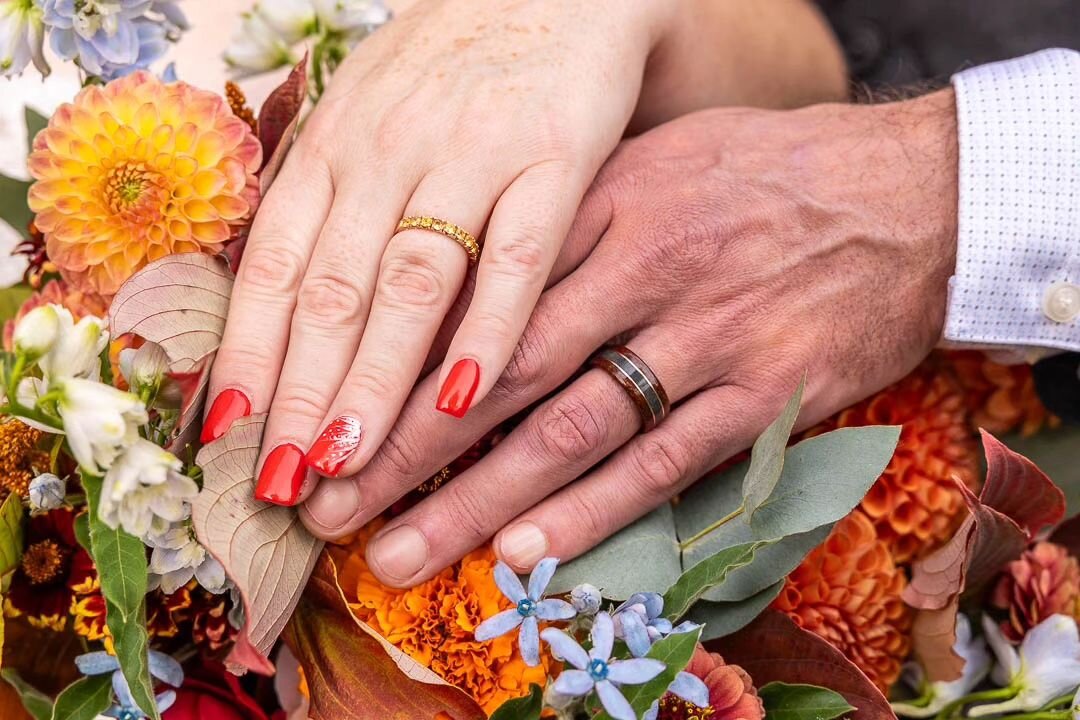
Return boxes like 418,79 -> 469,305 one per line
193,414 -> 322,672
258,56 -> 307,191
909,601 -> 966,683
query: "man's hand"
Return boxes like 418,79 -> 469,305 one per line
301,90 -> 960,585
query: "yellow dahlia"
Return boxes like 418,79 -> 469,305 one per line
28,71 -> 261,297
945,350 -> 1060,437
804,361 -> 980,563
774,511 -> 912,694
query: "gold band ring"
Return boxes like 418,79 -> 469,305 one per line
591,345 -> 671,432
396,216 -> 480,264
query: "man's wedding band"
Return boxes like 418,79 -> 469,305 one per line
396,216 -> 480,264
591,345 -> 670,432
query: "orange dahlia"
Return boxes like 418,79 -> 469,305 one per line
945,350 -> 1060,437
773,511 -> 912,694
28,71 -> 261,297
805,361 -> 980,563
991,541 -> 1080,643
332,521 -> 551,715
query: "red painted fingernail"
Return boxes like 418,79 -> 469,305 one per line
436,359 -> 480,418
255,443 -> 307,506
201,389 -> 251,443
305,415 -> 362,476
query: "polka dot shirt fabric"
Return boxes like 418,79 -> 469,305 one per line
945,48 -> 1080,355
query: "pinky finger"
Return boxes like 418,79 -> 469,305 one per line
494,386 -> 769,571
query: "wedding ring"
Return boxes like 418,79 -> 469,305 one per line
396,216 -> 480,264
591,345 -> 670,432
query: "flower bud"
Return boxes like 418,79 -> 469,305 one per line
12,305 -> 62,361
39,313 -> 109,380
570,583 -> 602,615
119,343 -> 170,398
28,473 -> 66,511
255,0 -> 315,44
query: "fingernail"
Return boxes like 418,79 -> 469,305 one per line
201,389 -> 251,443
304,481 -> 361,531
305,415 -> 362,476
436,358 -> 480,418
368,525 -> 428,583
498,521 -> 548,570
255,443 -> 307,506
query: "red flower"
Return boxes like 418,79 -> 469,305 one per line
656,646 -> 763,720
163,662 -> 269,720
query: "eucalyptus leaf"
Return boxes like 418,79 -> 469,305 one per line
758,681 -> 855,720
0,174 -> 32,237
50,675 -> 113,720
596,625 -> 702,720
489,683 -> 543,720
662,542 -> 763,620
689,580 -> 785,641
82,474 -> 158,720
25,107 -> 48,147
2,669 -> 53,720
743,376 -> 804,521
0,491 -> 24,576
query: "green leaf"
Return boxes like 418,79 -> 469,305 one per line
744,376 -> 804,521
73,512 -> 90,553
50,675 -> 113,720
596,625 -> 703,720
82,474 -> 158,720
24,107 -> 48,148
1,670 -> 54,720
689,580 -> 785,641
489,684 -> 543,720
0,174 -> 32,236
0,285 -> 32,325
758,681 -> 855,720
662,542 -> 764,620
0,490 -> 24,576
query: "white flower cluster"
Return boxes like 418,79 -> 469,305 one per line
224,0 -> 389,77
9,304 -> 227,595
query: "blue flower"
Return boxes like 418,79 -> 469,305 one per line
613,592 -> 673,643
474,557 -> 576,666
75,650 -> 183,719
619,611 -> 710,720
541,612 -> 667,720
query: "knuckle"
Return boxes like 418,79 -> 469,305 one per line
485,232 -> 549,285
572,490 -> 612,546
344,363 -> 399,403
377,428 -> 423,485
533,394 -> 606,464
440,485 -> 491,542
238,241 -> 307,296
630,436 -> 689,494
296,272 -> 367,325
270,383 -> 330,423
213,346 -> 273,382
492,321 -> 550,399
377,244 -> 452,311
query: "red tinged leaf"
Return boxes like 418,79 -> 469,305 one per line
909,602 -> 965,683
715,611 -> 895,720
979,430 -> 1065,536
258,56 -> 307,189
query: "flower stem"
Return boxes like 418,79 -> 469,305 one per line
934,687 -> 1018,720
999,712 -> 1071,720
678,505 -> 745,550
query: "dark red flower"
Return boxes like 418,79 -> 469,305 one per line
656,646 -> 763,720
163,661 -> 269,720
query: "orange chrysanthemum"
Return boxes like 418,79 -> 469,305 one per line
0,419 -> 47,499
28,71 -> 261,297
773,511 -> 912,694
333,521 -> 551,715
945,350 -> 1060,437
991,541 -> 1080,643
805,362 -> 980,563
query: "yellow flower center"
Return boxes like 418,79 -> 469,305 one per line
22,539 -> 67,585
0,421 -> 45,497
658,695 -> 715,720
105,163 -> 163,216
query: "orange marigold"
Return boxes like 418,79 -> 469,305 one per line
28,71 -> 261,297
945,350 -> 1060,437
991,541 -> 1080,643
773,511 -> 912,694
806,361 -> 980,563
333,521 -> 552,715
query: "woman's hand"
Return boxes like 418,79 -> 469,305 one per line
299,90 -> 961,586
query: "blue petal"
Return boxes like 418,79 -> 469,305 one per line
590,612 -> 615,662
553,670 -> 595,697
643,700 -> 660,720
111,671 -> 138,714
475,609 -> 523,641
148,650 -> 184,688
668,671 -> 710,707
540,628 -> 590,670
607,658 -> 666,685
527,557 -> 559,600
494,562 -> 527,604
671,620 -> 701,635
535,598 -> 576,621
619,611 -> 652,658
519,616 -> 540,667
75,652 -> 120,675
156,690 -> 177,714
651,617 -> 673,635
596,680 -> 636,720
640,593 -> 665,620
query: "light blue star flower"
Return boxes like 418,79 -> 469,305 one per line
75,650 -> 183,719
619,611 -> 710,720
541,612 -> 667,720
474,558 -> 576,666
613,592 -> 673,643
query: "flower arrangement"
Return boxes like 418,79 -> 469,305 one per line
0,3 -> 1078,720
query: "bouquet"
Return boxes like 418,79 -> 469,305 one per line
0,3 -> 1077,720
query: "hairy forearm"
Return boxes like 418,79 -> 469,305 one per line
631,0 -> 848,132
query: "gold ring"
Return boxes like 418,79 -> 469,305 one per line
396,216 -> 480,264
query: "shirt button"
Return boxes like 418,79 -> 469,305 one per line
1042,281 -> 1080,323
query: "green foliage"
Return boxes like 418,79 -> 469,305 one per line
687,580 -> 785,641
489,683 -> 543,720
1,670 -> 53,720
662,542 -> 763,620
758,681 -> 855,720
0,491 -> 24,576
596,626 -> 702,720
50,675 -> 113,720
743,376 -> 804,521
0,285 -> 32,325
0,174 -> 32,237
82,474 -> 159,720
25,107 -> 48,145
